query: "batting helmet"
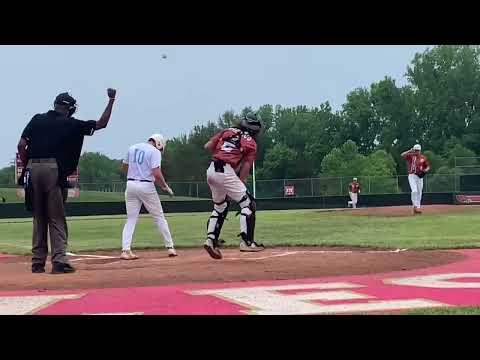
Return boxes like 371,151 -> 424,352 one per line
149,134 -> 167,151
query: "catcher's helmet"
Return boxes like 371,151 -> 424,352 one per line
54,92 -> 77,116
149,133 -> 167,151
239,112 -> 262,136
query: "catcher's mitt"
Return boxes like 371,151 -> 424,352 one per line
417,171 -> 426,179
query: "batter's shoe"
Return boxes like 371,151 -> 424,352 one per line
203,238 -> 222,260
120,250 -> 138,260
413,207 -> 422,215
167,247 -> 178,257
239,240 -> 266,252
51,262 -> 76,274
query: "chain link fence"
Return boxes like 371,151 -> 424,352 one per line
1,173 -> 478,202
77,174 -> 473,198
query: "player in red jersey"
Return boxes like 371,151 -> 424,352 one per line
203,113 -> 264,259
401,144 -> 431,215
347,177 -> 361,209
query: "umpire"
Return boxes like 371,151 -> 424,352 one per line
17,88 -> 117,274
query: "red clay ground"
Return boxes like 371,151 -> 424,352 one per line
0,247 -> 464,291
348,204 -> 480,217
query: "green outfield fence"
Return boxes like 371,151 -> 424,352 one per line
1,173 -> 478,203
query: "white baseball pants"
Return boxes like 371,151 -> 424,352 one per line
408,174 -> 424,208
206,162 -> 250,236
348,192 -> 358,208
122,181 -> 174,251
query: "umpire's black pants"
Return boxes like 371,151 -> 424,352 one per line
27,159 -> 69,266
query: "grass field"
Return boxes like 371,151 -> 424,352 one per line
0,187 -> 203,203
1,208 -> 480,255
407,307 -> 480,315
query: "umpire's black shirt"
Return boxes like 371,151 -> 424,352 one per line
21,110 -> 96,185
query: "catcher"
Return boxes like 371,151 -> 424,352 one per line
203,113 -> 265,260
401,144 -> 431,215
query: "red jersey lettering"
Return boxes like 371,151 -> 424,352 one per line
403,153 -> 430,175
349,182 -> 361,193
209,128 -> 257,167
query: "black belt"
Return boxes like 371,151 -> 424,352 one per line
212,159 -> 227,173
31,158 -> 56,163
128,178 -> 152,183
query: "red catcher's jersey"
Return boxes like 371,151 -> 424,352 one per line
209,128 -> 257,167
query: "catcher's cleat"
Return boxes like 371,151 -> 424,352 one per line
120,250 -> 138,260
204,238 -> 222,260
167,247 -> 178,257
239,240 -> 265,252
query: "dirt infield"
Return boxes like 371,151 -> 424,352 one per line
0,247 -> 464,291
349,204 -> 480,217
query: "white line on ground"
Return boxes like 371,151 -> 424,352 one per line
63,248 -> 409,262
224,249 -> 408,261
69,258 -> 120,263
66,252 -> 117,259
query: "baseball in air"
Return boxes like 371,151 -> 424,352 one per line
162,54 -> 167,59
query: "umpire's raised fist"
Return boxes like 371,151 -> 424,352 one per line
107,88 -> 116,99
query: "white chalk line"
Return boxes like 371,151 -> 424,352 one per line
67,252 -> 117,262
67,249 -> 409,262
224,249 -> 408,261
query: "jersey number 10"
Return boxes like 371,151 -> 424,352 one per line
133,149 -> 145,165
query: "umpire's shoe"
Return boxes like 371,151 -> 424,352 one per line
32,263 -> 45,273
51,262 -> 76,274
204,238 -> 222,260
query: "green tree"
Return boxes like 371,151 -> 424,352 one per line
79,152 -> 123,184
260,143 -> 298,179
361,150 -> 397,177
359,150 -> 398,194
445,143 -> 477,169
0,166 -> 15,185
321,140 -> 366,177
422,150 -> 445,174
407,45 -> 480,153
341,88 -> 380,155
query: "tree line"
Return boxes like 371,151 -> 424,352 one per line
1,45 -> 479,186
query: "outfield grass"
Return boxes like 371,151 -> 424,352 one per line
407,307 -> 480,315
0,187 -> 204,203
1,209 -> 480,255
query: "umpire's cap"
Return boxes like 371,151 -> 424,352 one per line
54,92 -> 77,107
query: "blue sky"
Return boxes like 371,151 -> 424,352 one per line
0,45 -> 431,168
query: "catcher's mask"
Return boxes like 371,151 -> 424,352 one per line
238,112 -> 263,137
54,92 -> 77,116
